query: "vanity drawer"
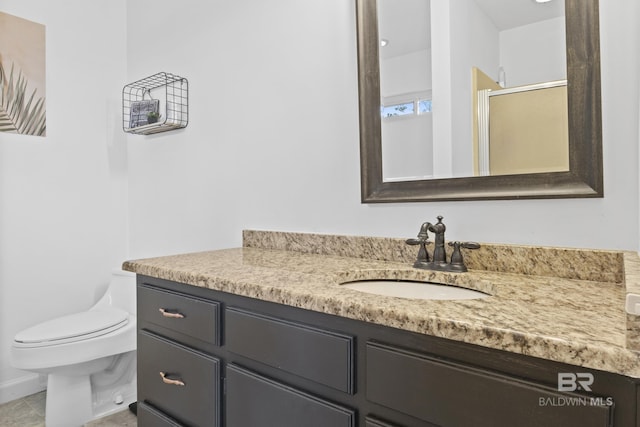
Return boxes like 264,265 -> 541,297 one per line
138,331 -> 221,427
366,342 -> 612,427
225,307 -> 355,393
137,402 -> 183,427
365,417 -> 400,427
226,364 -> 355,427
138,284 -> 220,345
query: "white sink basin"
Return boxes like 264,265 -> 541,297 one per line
340,280 -> 489,300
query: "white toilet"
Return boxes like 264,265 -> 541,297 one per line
11,269 -> 137,427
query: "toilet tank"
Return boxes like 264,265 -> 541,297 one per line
92,269 -> 136,314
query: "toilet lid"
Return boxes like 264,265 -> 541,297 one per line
14,308 -> 129,345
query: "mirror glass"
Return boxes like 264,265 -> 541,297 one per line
379,0 -> 567,182
357,0 -> 602,202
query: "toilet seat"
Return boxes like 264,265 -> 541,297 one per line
14,308 -> 129,348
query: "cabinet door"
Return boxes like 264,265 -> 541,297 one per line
138,331 -> 220,427
365,416 -> 401,427
137,402 -> 183,427
366,342 -> 612,427
226,364 -> 355,427
138,284 -> 221,345
226,307 -> 354,393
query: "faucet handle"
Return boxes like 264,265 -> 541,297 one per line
459,242 -> 480,250
406,237 -> 431,263
405,238 -> 429,245
447,241 -> 480,272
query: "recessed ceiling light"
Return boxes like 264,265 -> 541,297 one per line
534,0 -> 553,3
380,39 -> 388,47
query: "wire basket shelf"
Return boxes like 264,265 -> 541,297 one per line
123,72 -> 188,135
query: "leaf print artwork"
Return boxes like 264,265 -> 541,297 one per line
0,12 -> 46,137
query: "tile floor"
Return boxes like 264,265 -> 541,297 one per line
0,391 -> 137,427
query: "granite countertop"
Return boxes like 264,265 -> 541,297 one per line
123,230 -> 640,378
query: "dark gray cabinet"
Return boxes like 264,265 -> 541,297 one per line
137,284 -> 222,427
366,342 -> 611,427
226,364 -> 355,427
225,307 -> 355,393
137,402 -> 183,426
138,284 -> 221,347
137,275 -> 639,427
138,331 -> 220,426
365,417 -> 401,427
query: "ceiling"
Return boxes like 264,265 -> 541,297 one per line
377,0 -> 565,59
475,0 -> 565,30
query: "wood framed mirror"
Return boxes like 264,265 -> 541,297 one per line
357,0 -> 602,202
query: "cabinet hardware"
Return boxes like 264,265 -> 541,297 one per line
159,371 -> 185,386
159,308 -> 185,319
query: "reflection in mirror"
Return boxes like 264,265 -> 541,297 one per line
378,0 -> 433,182
378,0 -> 569,181
477,79 -> 569,176
471,0 -> 568,177
357,0 -> 603,202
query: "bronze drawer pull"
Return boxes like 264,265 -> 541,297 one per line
159,308 -> 185,319
159,371 -> 185,386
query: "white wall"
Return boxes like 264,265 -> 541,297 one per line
380,49 -> 432,97
500,16 -> 567,87
0,0 -> 128,403
380,49 -> 433,181
449,0 -> 500,177
126,0 -> 640,256
126,0 -> 364,257
430,0 -> 500,178
1,0 -> 639,403
382,115 -> 433,180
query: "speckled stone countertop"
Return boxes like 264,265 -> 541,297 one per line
123,230 -> 640,378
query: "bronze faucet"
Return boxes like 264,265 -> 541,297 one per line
406,216 -> 480,273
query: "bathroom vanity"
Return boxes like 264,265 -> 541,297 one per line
124,231 -> 640,427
